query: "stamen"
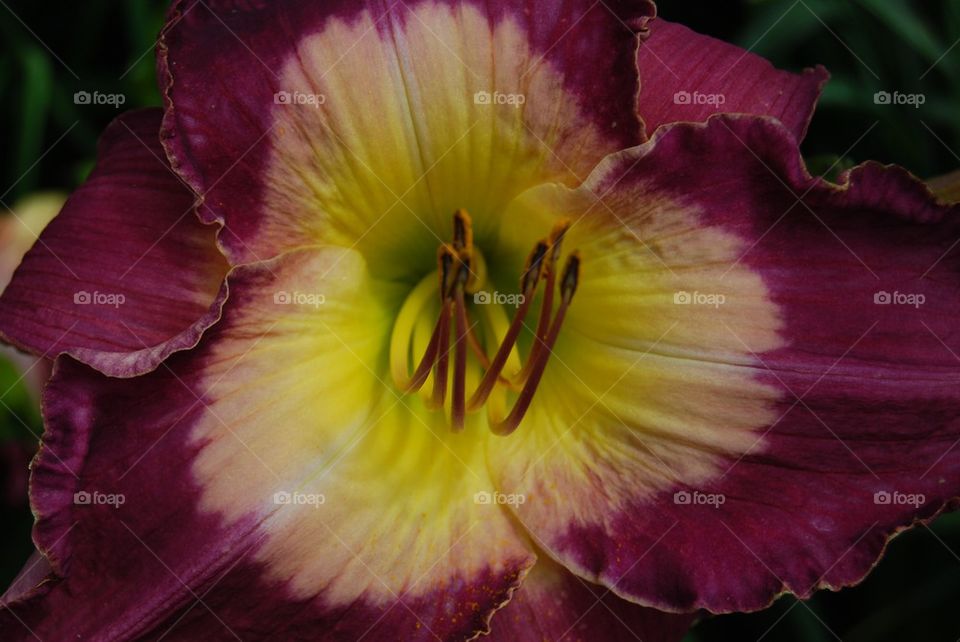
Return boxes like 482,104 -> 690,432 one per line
389,271 -> 441,391
428,304 -> 451,409
513,219 -> 569,385
465,324 -> 512,386
438,243 -> 458,299
489,252 -> 579,436
451,250 -> 471,431
473,298 -> 524,381
428,245 -> 458,409
393,210 -> 578,435
452,209 -> 473,252
400,315 -> 444,392
521,240 -> 549,294
452,209 -> 484,293
466,326 -> 492,369
467,240 -> 547,411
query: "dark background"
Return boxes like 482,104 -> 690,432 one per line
1,1 -> 958,640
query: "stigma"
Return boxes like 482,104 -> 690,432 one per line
390,210 -> 579,435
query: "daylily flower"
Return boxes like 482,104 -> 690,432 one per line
2,1 -> 959,640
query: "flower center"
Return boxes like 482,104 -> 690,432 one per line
389,210 -> 579,434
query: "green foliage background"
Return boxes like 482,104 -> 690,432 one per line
0,1 -> 958,640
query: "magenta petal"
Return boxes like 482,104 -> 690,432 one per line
1,551 -> 53,606
159,0 -> 655,263
0,109 -> 228,377
488,556 -> 694,641
1,356 -> 249,640
637,19 -> 828,141
490,115 -> 960,614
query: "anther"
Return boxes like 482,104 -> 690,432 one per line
514,219 -> 570,385
559,251 -> 580,304
438,244 -> 458,301
520,241 -> 549,295
452,209 -> 473,252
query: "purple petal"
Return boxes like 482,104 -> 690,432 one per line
637,19 -> 828,141
487,555 -> 694,641
0,109 -> 229,377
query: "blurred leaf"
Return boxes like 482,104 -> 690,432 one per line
948,2 -> 960,44
844,562 -> 960,642
13,48 -> 53,199
0,358 -> 40,441
787,597 -> 831,642
123,1 -> 164,105
930,3 -> 960,79
936,510 -> 960,533
817,74 -> 866,107
805,153 -> 857,181
855,0 -> 943,61
737,1 -> 829,59
73,158 -> 96,186
681,629 -> 701,642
